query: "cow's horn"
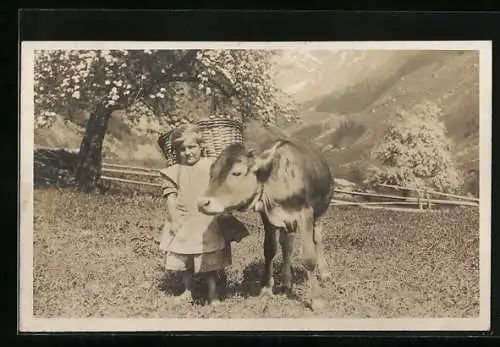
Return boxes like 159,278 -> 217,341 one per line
250,140 -> 283,173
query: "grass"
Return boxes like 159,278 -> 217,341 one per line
32,187 -> 480,319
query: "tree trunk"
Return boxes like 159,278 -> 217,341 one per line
74,107 -> 112,192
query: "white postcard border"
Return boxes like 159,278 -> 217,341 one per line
19,40 -> 492,332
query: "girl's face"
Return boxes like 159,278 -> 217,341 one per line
178,137 -> 202,165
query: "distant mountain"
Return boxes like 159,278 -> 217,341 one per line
273,50 -> 402,104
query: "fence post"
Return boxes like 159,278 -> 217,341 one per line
417,190 -> 423,210
425,190 -> 432,210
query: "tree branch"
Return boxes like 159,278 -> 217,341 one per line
141,50 -> 199,97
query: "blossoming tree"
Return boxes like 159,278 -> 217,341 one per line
370,101 -> 463,193
34,49 -> 297,190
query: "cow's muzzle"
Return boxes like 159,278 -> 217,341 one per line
197,196 -> 225,215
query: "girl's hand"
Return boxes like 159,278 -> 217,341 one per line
169,219 -> 181,234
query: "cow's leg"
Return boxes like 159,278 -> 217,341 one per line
314,221 -> 331,282
299,208 -> 324,311
260,212 -> 277,296
279,228 -> 295,294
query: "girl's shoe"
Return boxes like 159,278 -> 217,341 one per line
209,298 -> 221,307
174,290 -> 193,303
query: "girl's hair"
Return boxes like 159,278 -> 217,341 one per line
169,124 -> 206,158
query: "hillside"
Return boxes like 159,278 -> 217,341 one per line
34,112 -> 167,168
286,50 -> 479,188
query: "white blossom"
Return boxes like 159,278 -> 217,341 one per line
371,101 -> 462,192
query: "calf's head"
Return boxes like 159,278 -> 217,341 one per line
197,141 -> 282,215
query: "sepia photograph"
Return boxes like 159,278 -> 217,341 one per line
19,41 -> 491,332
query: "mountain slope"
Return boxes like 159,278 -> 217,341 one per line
287,50 -> 479,184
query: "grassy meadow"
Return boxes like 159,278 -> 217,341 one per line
32,187 -> 480,319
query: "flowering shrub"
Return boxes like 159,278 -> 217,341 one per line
371,101 -> 463,193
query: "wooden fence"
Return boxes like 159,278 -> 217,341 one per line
32,146 -> 480,211
100,162 -> 479,211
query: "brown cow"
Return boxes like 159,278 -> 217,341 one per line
197,125 -> 333,311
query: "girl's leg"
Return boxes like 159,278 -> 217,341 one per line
182,270 -> 194,292
206,271 -> 220,306
175,270 -> 194,303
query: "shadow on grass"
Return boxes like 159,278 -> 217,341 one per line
157,259 -> 311,305
226,260 -> 309,300
157,269 -> 215,305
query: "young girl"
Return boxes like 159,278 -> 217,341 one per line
158,124 -> 249,305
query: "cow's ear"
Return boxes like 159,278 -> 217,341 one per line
250,141 -> 282,173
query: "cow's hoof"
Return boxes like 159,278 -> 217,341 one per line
310,298 -> 327,312
259,287 -> 274,297
319,271 -> 332,282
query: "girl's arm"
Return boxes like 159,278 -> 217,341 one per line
160,165 -> 180,232
165,192 -> 180,232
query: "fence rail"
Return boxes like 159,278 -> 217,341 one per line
101,167 -> 161,177
332,190 -> 477,208
101,162 -> 162,173
330,199 -> 420,206
99,161 -> 479,211
100,175 -> 162,188
374,182 -> 479,202
334,188 -> 411,201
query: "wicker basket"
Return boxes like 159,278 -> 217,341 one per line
158,117 -> 244,166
